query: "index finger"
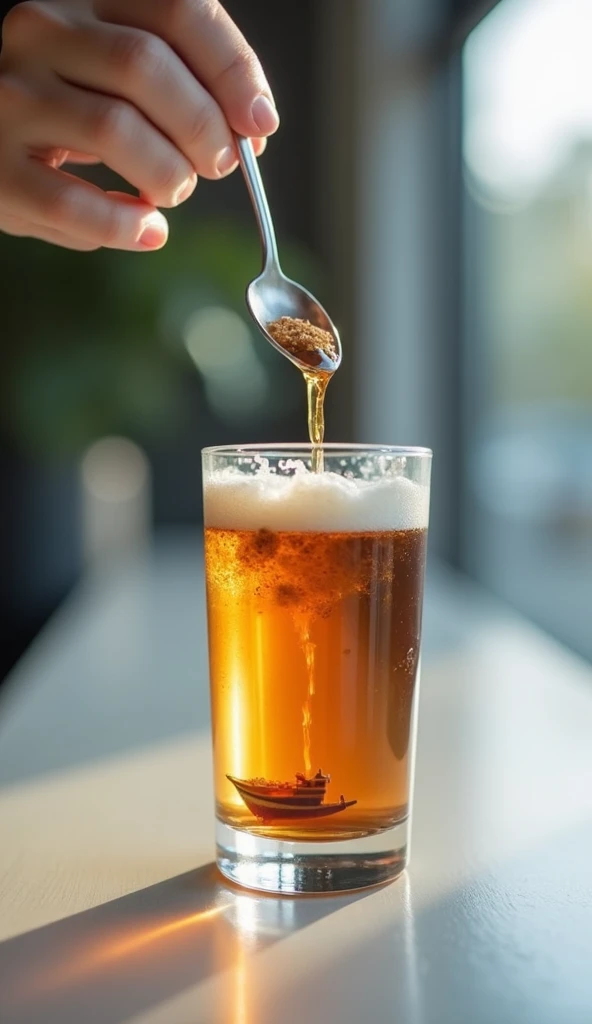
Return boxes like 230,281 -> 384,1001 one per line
96,0 -> 280,138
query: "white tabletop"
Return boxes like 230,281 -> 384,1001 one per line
0,534 -> 591,1024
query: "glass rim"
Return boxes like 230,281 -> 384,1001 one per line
202,442 -> 432,458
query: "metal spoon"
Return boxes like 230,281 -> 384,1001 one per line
235,136 -> 341,373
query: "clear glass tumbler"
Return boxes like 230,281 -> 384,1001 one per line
202,443 -> 431,894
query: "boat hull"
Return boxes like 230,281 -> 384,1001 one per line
227,775 -> 357,822
240,795 -> 357,822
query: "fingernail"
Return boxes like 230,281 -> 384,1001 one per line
137,213 -> 168,250
216,145 -> 238,177
251,95 -> 279,134
173,175 -> 197,206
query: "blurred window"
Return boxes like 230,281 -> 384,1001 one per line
463,0 -> 592,658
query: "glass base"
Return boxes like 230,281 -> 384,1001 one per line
216,818 -> 409,894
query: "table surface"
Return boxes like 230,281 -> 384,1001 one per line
1,534 -> 591,1024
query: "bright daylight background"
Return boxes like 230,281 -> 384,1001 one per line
463,0 -> 592,660
1,0 -> 591,681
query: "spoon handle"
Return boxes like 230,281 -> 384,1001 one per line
235,135 -> 280,273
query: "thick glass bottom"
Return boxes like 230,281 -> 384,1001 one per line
216,818 -> 409,894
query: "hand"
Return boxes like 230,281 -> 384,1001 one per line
0,0 -> 278,251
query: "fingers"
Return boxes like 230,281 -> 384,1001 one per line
252,136 -> 267,159
96,0 -> 280,138
29,146 -> 100,168
30,15 -> 241,181
28,78 -> 197,209
1,164 -> 169,251
0,0 -> 275,254
0,211 -> 101,250
5,4 -> 270,182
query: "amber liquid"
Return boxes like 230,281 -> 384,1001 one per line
304,369 -> 330,472
205,525 -> 427,841
296,343 -> 334,471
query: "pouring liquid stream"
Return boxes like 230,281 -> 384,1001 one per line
305,369 -> 331,473
265,318 -> 338,771
265,317 -> 338,476
299,366 -> 330,766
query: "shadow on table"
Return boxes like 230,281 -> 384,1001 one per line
3,821 -> 592,1024
0,862 -> 370,1024
265,819 -> 592,1024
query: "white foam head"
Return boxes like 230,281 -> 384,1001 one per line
204,461 -> 429,532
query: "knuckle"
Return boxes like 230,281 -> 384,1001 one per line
2,2 -> 59,44
108,30 -> 166,85
38,181 -> 79,224
184,99 -> 218,151
152,155 -> 189,200
2,1 -> 41,38
168,0 -> 217,32
215,45 -> 260,88
90,98 -> 133,146
97,205 -> 125,248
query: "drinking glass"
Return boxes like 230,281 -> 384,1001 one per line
202,443 -> 431,894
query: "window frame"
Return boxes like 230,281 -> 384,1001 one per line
317,0 -> 500,564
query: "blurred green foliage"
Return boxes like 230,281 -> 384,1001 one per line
1,215 -> 319,458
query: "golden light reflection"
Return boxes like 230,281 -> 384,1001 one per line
296,614 -> 316,775
232,894 -> 260,1022
255,613 -> 266,778
29,903 -> 229,996
234,925 -> 249,1024
97,904 -> 227,963
228,633 -> 246,784
234,894 -> 260,936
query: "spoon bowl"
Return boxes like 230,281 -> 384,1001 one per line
236,137 -> 342,373
246,269 -> 341,372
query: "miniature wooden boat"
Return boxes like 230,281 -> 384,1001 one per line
227,769 -> 357,822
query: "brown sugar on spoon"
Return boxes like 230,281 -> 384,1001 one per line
267,317 -> 338,366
